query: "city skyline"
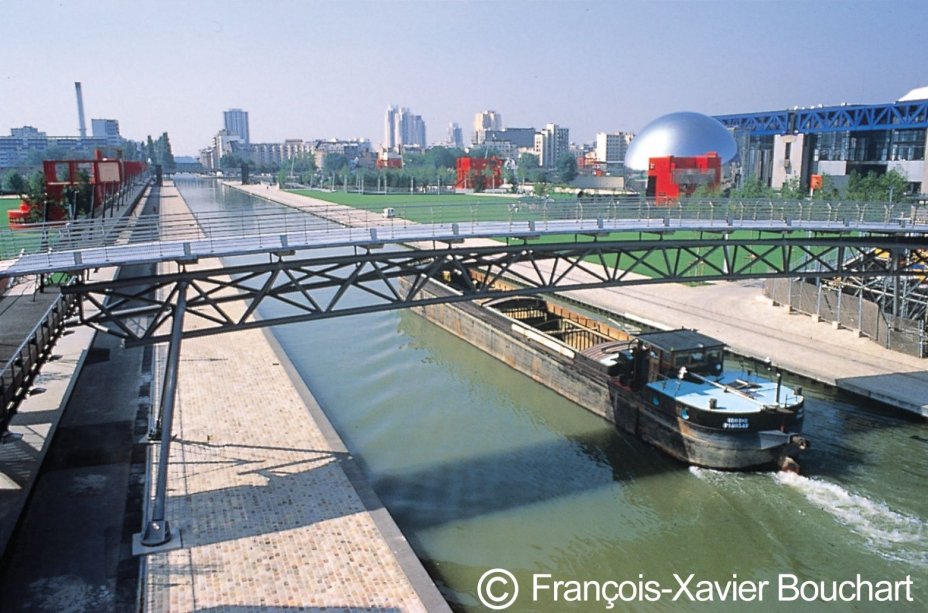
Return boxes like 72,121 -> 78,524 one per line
3,0 -> 926,156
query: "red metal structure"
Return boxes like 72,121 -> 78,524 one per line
7,151 -> 146,228
455,156 -> 504,190
646,152 -> 721,204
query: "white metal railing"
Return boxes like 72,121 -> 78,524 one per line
2,198 -> 925,276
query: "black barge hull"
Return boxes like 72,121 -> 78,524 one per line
409,279 -> 804,470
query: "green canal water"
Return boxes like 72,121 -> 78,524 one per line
178,176 -> 926,612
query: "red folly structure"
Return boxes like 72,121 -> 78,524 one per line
7,151 -> 147,228
646,152 -> 721,204
455,156 -> 504,190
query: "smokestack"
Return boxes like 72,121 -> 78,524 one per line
75,81 -> 87,140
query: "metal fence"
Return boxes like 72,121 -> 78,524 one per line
3,197 -> 926,264
0,289 -> 80,435
765,278 -> 926,357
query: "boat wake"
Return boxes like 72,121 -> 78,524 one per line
774,471 -> 927,567
688,465 -> 729,481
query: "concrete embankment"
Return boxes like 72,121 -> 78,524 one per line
143,180 -> 445,611
228,182 -> 928,418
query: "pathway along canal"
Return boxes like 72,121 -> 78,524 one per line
178,176 -> 926,611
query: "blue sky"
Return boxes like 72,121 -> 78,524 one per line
3,0 -> 925,156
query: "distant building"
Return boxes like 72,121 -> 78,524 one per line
199,147 -> 214,170
91,119 -> 121,147
473,110 -> 502,145
210,129 -> 245,169
595,132 -> 634,165
715,87 -> 928,194
313,138 -> 373,169
223,108 -> 250,146
480,127 -> 536,150
448,122 -> 464,148
0,125 -> 108,169
534,123 -> 569,168
384,105 -> 426,152
174,155 -> 203,172
248,140 -> 314,168
0,126 -> 47,167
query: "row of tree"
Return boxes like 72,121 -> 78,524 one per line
146,132 -> 176,172
699,169 -> 911,202
256,146 -> 580,192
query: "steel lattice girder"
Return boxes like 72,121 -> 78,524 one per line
63,236 -> 928,346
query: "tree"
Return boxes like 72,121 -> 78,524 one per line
689,183 -> 722,199
556,152 -> 578,183
517,153 -> 540,184
220,154 -> 245,169
322,152 -> 349,175
289,154 -> 316,173
846,169 -> 907,202
156,132 -> 176,172
779,177 -> 804,200
146,136 -> 157,163
729,176 -> 773,199
3,170 -> 26,195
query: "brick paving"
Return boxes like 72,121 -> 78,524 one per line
143,181 -> 439,612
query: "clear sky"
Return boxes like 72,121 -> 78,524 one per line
3,0 -> 926,156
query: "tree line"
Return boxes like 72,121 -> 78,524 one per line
690,169 -> 912,202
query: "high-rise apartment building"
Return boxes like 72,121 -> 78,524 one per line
448,122 -> 464,148
384,105 -> 426,152
534,123 -> 570,168
595,132 -> 634,164
223,108 -> 250,146
473,110 -> 502,144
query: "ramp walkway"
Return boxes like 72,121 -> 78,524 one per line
141,181 -> 444,611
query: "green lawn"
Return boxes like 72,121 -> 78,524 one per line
1,196 -> 49,260
523,229 -> 825,279
289,189 -> 528,224
286,190 -> 829,280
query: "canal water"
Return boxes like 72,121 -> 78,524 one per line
177,177 -> 926,611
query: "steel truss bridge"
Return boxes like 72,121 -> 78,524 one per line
3,194 -> 928,549
2,197 -> 928,346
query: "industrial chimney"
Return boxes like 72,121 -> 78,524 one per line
74,81 -> 87,140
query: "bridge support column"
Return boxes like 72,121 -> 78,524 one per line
135,280 -> 188,552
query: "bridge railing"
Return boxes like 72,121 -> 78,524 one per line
1,198 -> 923,264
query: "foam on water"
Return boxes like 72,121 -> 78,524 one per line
774,471 -> 927,567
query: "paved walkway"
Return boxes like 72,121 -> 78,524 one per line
231,183 -> 928,417
143,181 -> 442,611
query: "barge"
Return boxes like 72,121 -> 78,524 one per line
408,274 -> 809,471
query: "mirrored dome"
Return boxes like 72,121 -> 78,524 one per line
625,112 -> 738,171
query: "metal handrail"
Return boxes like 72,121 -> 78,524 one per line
2,197 -> 924,277
0,288 -> 79,434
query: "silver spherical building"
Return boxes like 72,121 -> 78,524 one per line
624,112 -> 738,171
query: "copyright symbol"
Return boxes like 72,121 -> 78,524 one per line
477,568 -> 519,610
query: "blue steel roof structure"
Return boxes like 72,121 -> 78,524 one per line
714,100 -> 928,136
